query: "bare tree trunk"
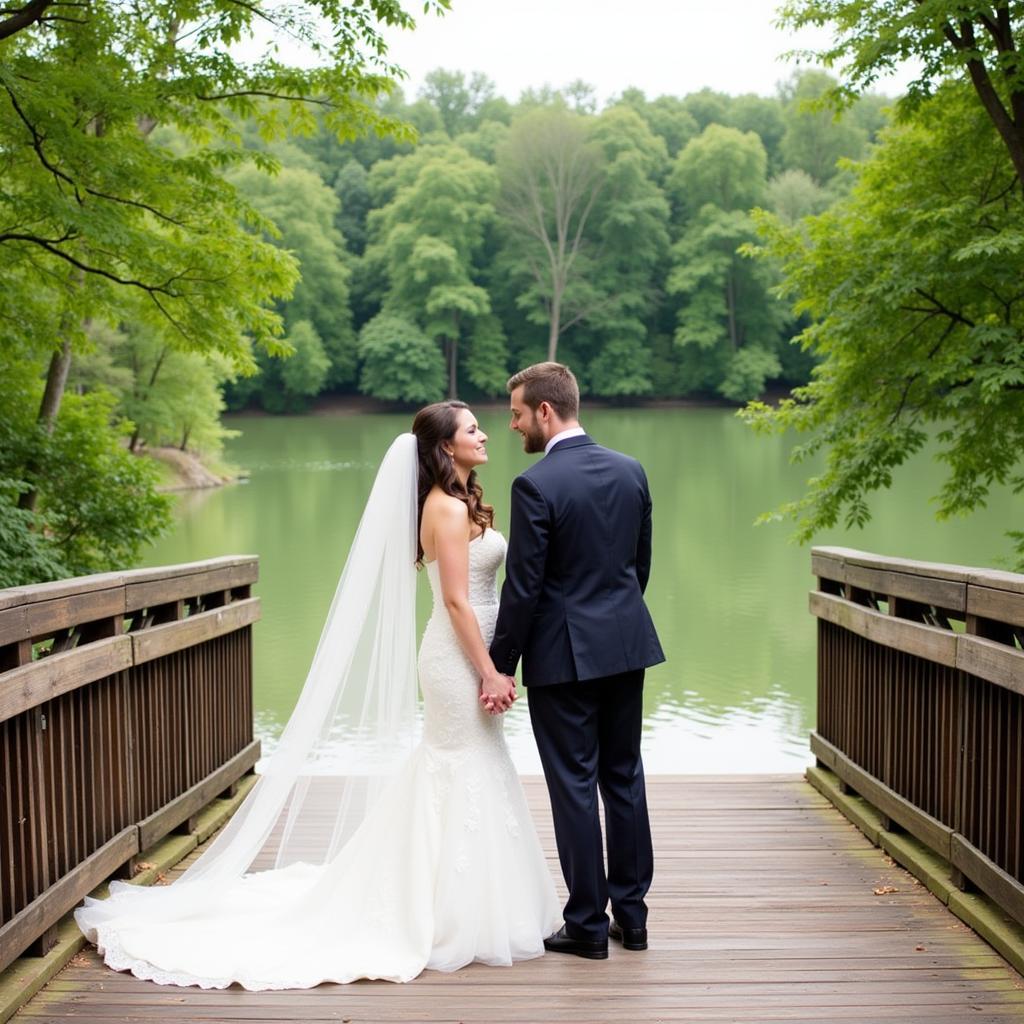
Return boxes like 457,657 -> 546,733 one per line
12,41 -> 173,514
548,295 -> 561,362
37,339 -> 73,429
17,112 -> 102,509
0,0 -> 55,42
17,337 -> 72,512
939,15 -> 1024,190
726,269 -> 738,351
137,19 -> 179,138
499,110 -> 605,363
447,336 -> 458,399
129,345 -> 169,453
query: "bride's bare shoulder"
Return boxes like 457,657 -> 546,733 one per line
423,487 -> 466,515
421,489 -> 470,538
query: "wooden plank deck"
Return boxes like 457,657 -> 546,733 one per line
16,775 -> 1024,1024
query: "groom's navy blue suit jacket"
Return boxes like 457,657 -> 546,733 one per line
489,434 -> 665,687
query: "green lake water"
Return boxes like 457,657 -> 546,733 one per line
141,407 -> 1020,774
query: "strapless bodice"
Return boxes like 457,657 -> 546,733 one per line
425,529 -> 506,609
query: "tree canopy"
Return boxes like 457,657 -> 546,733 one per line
739,3 -> 1024,566
744,82 -> 1024,565
0,1 -> 445,364
0,0 -> 447,584
214,66 -> 886,409
3,6 -> 910,583
779,1 -> 1024,187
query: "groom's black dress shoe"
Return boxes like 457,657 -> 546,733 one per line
609,920 -> 648,951
543,926 -> 608,960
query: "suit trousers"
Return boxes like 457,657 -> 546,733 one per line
527,669 -> 653,940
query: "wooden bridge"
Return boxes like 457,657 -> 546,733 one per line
2,549 -> 1024,1022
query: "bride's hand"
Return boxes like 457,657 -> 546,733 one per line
480,671 -> 516,714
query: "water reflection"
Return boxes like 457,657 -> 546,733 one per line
144,408 -> 1020,775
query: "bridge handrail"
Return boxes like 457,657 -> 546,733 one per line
810,546 -> 1024,929
0,557 -> 261,972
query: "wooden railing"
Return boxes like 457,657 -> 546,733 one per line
0,557 -> 261,973
811,546 -> 1024,928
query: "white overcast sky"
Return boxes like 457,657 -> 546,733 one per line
244,0 -> 917,104
379,0 -> 916,103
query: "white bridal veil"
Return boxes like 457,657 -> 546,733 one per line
77,433 -> 420,917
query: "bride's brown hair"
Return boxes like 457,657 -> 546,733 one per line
412,401 -> 494,565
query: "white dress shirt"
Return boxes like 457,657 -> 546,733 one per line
544,426 -> 587,455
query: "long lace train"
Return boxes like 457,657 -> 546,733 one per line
75,528 -> 560,989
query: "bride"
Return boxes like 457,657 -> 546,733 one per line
74,401 -> 562,989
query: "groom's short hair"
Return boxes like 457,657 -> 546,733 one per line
507,362 -> 580,420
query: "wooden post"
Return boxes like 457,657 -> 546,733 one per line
0,556 -> 260,975
809,547 -> 1024,931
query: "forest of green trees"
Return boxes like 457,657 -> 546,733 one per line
3,1 -> 1022,584
216,68 -> 888,414
61,66 -> 892,436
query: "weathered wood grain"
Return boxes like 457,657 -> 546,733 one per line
951,835 -> 1024,930
967,585 -> 1024,629
3,572 -> 126,608
0,606 -> 28,648
136,741 -> 261,850
0,826 -> 136,973
956,634 -> 1024,697
0,557 -> 260,977
969,568 -> 1024,597
809,591 -> 959,666
810,732 -> 953,859
124,563 -> 258,614
812,546 -> 977,584
23,589 -> 126,645
0,637 -> 133,724
130,599 -> 260,665
837,564 -> 965,613
13,776 -> 1024,1024
120,557 -> 258,587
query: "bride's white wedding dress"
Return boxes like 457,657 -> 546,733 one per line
75,527 -> 561,989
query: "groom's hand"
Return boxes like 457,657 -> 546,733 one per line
480,671 -> 516,714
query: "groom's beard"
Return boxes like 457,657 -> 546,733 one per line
521,422 -> 546,453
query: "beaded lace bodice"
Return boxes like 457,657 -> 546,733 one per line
424,528 -> 506,611
418,529 -> 508,754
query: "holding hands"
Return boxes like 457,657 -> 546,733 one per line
480,670 -> 517,715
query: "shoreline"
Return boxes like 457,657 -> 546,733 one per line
223,389 -> 791,421
195,389 -> 793,488
145,446 -> 243,493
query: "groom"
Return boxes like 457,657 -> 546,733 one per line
487,361 -> 664,960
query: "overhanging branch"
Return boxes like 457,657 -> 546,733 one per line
0,0 -> 54,40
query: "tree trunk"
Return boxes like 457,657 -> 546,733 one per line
940,17 -> 1024,190
129,345 -> 169,452
963,59 -> 1024,188
548,291 -> 561,362
726,268 -> 739,351
137,20 -> 178,138
447,337 -> 458,399
0,0 -> 54,42
37,338 -> 72,429
17,338 -> 72,512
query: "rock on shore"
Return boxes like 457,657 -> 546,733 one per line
148,446 -> 234,491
